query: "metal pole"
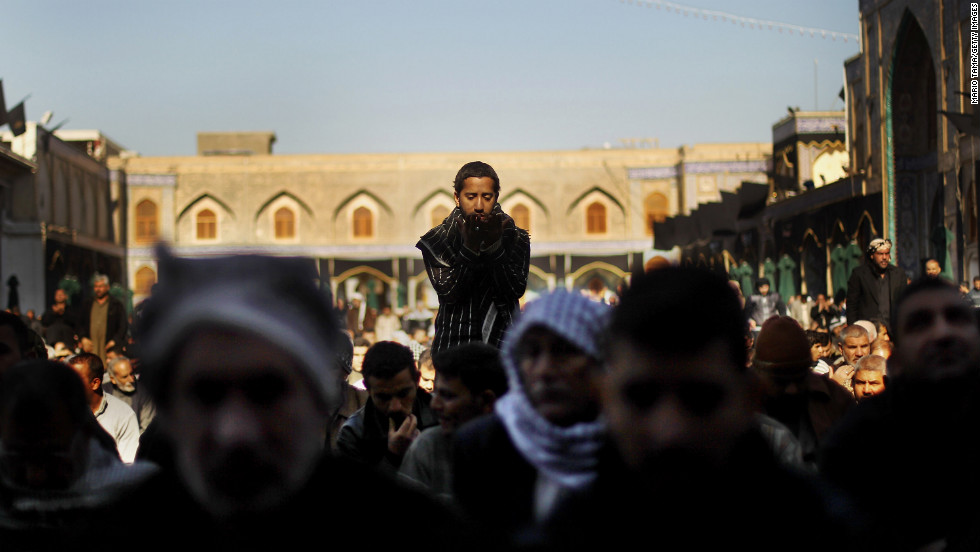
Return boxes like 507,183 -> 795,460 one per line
814,58 -> 819,109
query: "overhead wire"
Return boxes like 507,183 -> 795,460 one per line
617,0 -> 860,43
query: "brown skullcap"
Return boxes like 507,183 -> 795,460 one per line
752,316 -> 810,381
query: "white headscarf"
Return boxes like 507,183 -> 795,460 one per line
494,291 -> 609,490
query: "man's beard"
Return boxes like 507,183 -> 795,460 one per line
115,381 -> 136,394
178,443 -> 319,520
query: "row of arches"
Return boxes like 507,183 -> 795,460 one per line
130,257 -> 630,307
133,190 -> 671,243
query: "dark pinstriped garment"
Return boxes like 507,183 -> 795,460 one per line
416,205 -> 530,354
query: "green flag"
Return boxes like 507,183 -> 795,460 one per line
7,101 -> 26,136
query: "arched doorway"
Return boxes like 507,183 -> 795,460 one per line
570,262 -> 628,303
890,13 -> 937,279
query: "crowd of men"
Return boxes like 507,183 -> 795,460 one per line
0,162 -> 976,551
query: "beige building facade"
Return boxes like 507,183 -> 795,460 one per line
110,136 -> 769,308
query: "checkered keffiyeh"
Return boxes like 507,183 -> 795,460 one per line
501,290 -> 610,386
494,291 -> 609,490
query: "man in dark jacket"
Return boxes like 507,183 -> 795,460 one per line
753,316 -> 854,466
40,288 -> 77,348
846,238 -> 907,325
77,274 -> 128,363
337,341 -> 437,472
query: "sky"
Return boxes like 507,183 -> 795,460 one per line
2,1 -> 861,157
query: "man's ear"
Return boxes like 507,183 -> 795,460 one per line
743,370 -> 767,411
91,376 -> 102,392
477,390 -> 497,414
589,369 -> 605,402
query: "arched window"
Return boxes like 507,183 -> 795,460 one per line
275,207 -> 295,239
135,200 -> 158,243
644,193 -> 669,236
512,203 -> 530,231
586,202 -> 607,234
196,209 -> 217,240
353,206 -> 373,238
431,205 -> 451,228
134,266 -> 156,296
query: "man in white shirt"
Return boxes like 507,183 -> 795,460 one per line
67,352 -> 140,463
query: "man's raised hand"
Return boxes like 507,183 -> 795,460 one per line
459,213 -> 488,251
387,413 -> 419,456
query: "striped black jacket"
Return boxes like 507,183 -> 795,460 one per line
416,205 -> 530,353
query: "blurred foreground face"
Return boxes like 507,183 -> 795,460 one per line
893,289 -> 980,380
602,339 -> 752,476
0,326 -> 22,375
168,328 -> 326,518
0,405 -> 86,491
517,327 -> 599,427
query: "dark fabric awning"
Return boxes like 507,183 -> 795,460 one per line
673,215 -> 694,247
715,191 -> 740,235
697,203 -> 723,239
737,182 -> 769,218
653,217 -> 674,250
657,182 -> 771,249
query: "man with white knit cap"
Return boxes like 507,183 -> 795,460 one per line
453,290 -> 608,545
103,246 -> 468,550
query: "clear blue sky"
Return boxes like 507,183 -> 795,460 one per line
2,0 -> 860,156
